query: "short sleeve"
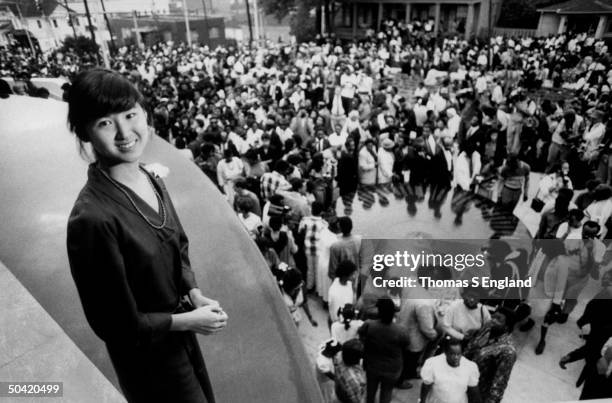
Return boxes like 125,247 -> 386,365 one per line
482,305 -> 491,324
467,361 -> 480,387
420,357 -> 435,385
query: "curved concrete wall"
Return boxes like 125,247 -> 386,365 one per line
0,96 -> 322,403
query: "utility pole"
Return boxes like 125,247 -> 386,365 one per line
99,0 -> 115,55
132,10 -> 142,49
252,0 -> 260,45
82,0 -> 100,64
245,0 -> 253,48
182,0 -> 192,47
63,0 -> 77,38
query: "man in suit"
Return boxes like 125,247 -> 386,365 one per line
306,128 -> 332,154
428,135 -> 454,218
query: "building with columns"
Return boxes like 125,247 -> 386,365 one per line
333,0 -> 496,40
536,0 -> 612,40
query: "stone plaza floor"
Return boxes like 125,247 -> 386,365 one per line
295,176 -> 606,403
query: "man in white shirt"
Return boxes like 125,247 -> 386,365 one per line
582,109 -> 606,162
340,68 -> 357,112
420,339 -> 480,403
217,149 -> 245,205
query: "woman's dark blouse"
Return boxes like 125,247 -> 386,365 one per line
67,164 -> 198,349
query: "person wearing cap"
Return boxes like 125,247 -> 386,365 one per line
464,307 -> 517,403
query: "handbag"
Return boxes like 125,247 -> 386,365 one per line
530,189 -> 545,212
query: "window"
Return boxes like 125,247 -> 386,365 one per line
36,20 -> 42,29
52,19 -> 58,28
209,27 -> 220,38
338,3 -> 352,28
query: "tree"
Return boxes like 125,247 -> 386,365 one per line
289,3 -> 317,43
260,0 -> 328,42
60,35 -> 99,56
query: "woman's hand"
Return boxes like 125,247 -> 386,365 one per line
187,305 -> 228,335
189,288 -> 220,308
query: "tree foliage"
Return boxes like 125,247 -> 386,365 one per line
289,4 -> 317,43
260,0 -> 321,22
60,36 -> 99,56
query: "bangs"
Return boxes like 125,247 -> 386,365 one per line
67,69 -> 143,140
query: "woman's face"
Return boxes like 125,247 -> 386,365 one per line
445,344 -> 462,368
87,104 -> 149,166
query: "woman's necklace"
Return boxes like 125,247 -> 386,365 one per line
97,165 -> 167,230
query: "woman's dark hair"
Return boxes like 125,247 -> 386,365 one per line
342,339 -> 363,366
376,298 -> 396,324
568,208 -> 585,221
495,306 -> 517,332
339,303 -> 357,330
67,68 -> 145,142
175,137 -> 187,149
289,177 -> 304,191
280,268 -> 302,294
336,260 -> 357,280
269,215 -> 283,231
311,201 -> 324,216
592,184 -> 612,202
338,216 -> 353,236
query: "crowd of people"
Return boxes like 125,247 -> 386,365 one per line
3,14 -> 612,403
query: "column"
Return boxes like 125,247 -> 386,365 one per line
352,3 -> 357,38
434,3 -> 441,36
465,3 -> 475,40
558,15 -> 567,34
377,2 -> 383,31
405,3 -> 412,22
595,15 -> 608,39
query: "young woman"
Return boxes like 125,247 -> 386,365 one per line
66,69 -> 227,403
331,304 -> 364,344
420,337 -> 481,403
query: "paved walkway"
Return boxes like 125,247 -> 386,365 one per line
295,174 -> 603,403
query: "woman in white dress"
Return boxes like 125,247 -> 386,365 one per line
315,227 -> 340,302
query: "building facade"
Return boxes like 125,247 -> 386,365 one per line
0,3 -> 107,53
333,0 -> 496,40
109,15 -> 231,48
536,0 -> 612,41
